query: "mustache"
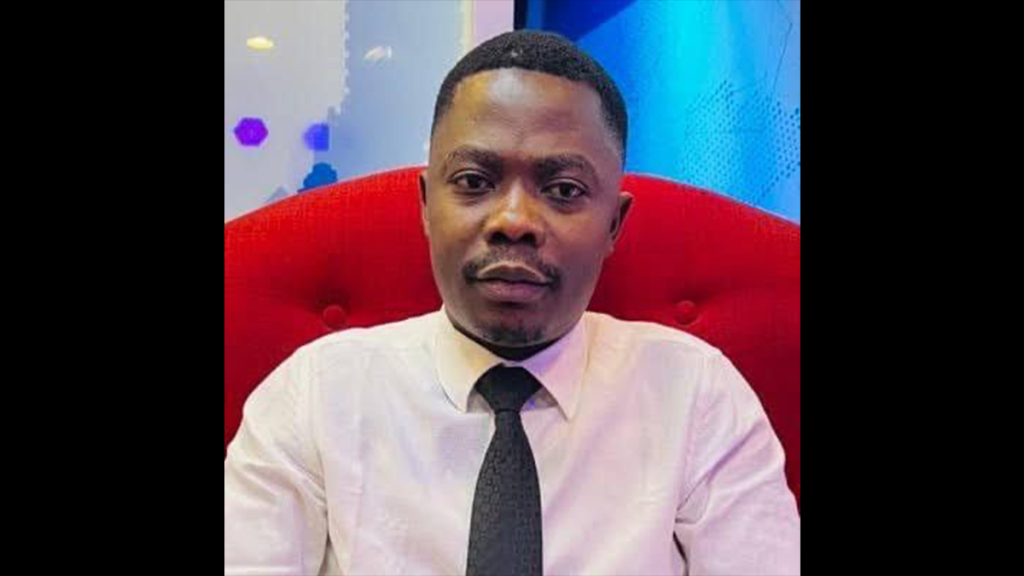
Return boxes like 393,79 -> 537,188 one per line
462,249 -> 562,289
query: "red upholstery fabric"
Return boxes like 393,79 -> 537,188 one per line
225,166 -> 800,504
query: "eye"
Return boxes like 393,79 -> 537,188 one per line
545,182 -> 587,202
453,173 -> 493,193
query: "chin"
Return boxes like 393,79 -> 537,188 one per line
480,321 -> 547,347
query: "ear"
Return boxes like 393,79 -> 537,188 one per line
419,170 -> 430,239
606,191 -> 634,256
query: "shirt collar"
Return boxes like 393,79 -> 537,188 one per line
432,306 -> 587,420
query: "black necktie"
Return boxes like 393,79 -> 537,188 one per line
466,365 -> 544,576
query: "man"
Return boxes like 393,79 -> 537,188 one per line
225,30 -> 800,575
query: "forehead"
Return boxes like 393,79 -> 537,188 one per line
434,69 -> 621,172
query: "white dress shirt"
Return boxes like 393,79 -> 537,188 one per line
225,309 -> 800,575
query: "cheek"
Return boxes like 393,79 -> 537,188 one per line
432,223 -> 472,254
559,242 -> 609,284
434,204 -> 486,246
427,214 -> 476,266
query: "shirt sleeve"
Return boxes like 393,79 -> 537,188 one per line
225,346 -> 329,575
674,352 -> 801,575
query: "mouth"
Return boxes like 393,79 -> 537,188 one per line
473,278 -> 549,303
474,263 -> 551,285
471,263 -> 552,304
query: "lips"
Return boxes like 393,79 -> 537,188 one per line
472,263 -> 551,303
475,263 -> 550,285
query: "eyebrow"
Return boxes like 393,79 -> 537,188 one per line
533,154 -> 600,186
442,146 -> 600,186
441,146 -> 504,177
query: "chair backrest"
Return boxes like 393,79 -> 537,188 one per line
225,166 -> 800,503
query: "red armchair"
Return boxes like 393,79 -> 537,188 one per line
225,166 -> 801,504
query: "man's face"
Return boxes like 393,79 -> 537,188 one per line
421,68 -> 633,350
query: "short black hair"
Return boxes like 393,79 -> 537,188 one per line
431,30 -> 628,164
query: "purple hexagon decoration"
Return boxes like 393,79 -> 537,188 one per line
234,117 -> 268,147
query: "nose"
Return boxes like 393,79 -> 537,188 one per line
483,180 -> 547,248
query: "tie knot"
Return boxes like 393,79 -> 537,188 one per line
475,366 -> 542,414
